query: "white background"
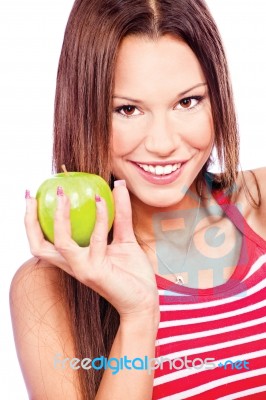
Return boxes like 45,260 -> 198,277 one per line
1,1 -> 265,398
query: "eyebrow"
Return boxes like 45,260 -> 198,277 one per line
113,82 -> 208,103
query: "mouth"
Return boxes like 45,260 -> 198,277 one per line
134,162 -> 183,176
130,160 -> 188,185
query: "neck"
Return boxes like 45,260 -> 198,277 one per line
131,181 -> 203,244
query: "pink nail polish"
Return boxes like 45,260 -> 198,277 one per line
114,180 -> 126,188
25,190 -> 31,199
95,194 -> 101,202
57,186 -> 64,196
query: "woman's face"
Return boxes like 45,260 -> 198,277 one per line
111,34 -> 214,207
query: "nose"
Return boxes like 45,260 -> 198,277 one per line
144,113 -> 180,156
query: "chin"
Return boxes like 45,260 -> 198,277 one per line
146,200 -> 179,209
134,190 -> 186,209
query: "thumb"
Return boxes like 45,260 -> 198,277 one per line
112,180 -> 136,244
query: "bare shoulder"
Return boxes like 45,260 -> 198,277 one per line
233,167 -> 266,240
10,257 -> 82,399
248,166 -> 266,201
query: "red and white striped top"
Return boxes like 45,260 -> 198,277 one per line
152,189 -> 266,400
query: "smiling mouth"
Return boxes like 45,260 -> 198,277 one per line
133,162 -> 183,176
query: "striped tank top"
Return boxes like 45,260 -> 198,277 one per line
152,188 -> 266,400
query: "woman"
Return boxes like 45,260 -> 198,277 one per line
10,0 -> 266,399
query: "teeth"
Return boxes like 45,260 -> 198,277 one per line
155,166 -> 164,175
137,163 -> 182,175
164,164 -> 173,174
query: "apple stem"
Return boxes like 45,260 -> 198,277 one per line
61,164 -> 69,176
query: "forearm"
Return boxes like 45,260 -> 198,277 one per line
95,313 -> 160,400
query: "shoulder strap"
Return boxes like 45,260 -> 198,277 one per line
212,187 -> 266,251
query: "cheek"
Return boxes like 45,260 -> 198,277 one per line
181,111 -> 214,149
111,121 -> 142,156
111,108 -> 214,157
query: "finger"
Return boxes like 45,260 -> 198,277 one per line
24,194 -> 48,255
24,191 -> 74,276
112,181 -> 136,243
88,194 -> 108,265
53,187 -> 80,263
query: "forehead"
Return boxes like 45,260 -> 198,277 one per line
114,34 -> 205,96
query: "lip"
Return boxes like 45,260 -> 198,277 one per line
130,161 -> 187,185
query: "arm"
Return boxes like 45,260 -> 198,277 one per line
10,258 -> 159,400
9,257 -> 82,399
96,313 -> 159,400
19,183 -> 160,399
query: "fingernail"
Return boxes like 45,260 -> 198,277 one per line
57,186 -> 64,196
95,194 -> 103,213
114,180 -> 126,188
25,189 -> 31,213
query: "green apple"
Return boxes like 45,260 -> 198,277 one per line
36,171 -> 115,247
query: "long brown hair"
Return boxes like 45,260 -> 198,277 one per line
52,0 -> 256,397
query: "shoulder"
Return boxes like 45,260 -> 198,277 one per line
10,257 -> 82,399
10,257 -> 65,320
10,256 -> 59,290
233,167 -> 266,240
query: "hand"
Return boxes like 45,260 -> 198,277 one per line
24,184 -> 159,321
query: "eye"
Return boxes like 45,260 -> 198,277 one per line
114,105 -> 141,118
175,96 -> 203,111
